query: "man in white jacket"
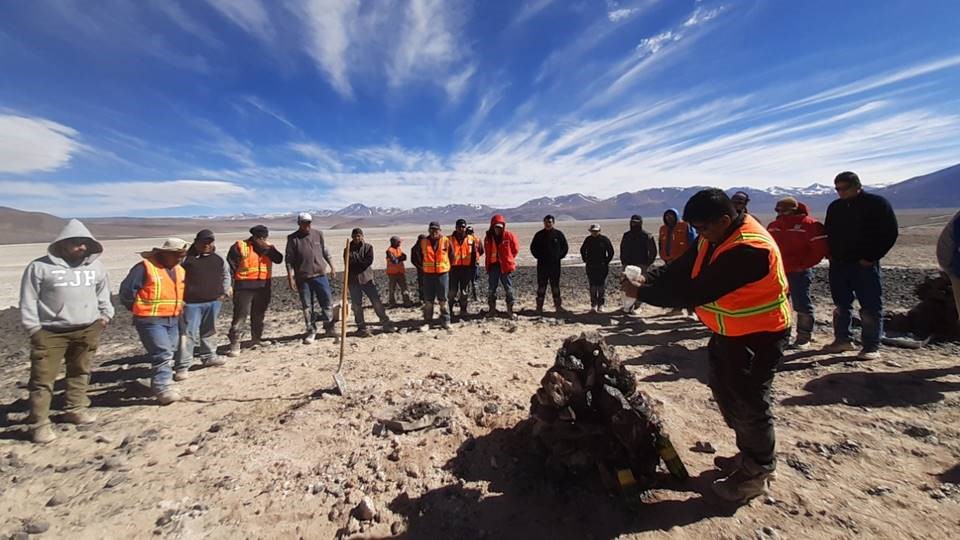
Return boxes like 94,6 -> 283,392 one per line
19,219 -> 114,444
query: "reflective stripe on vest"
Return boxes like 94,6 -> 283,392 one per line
386,246 -> 405,275
449,235 -> 474,267
234,240 -> 272,281
132,258 -> 185,317
691,215 -> 791,337
420,237 -> 451,274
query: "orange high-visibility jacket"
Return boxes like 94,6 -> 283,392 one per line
234,240 -> 272,281
659,222 -> 694,263
420,236 -> 451,274
449,234 -> 477,267
132,258 -> 185,318
386,246 -> 406,275
691,215 -> 791,337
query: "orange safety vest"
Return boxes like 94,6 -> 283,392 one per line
132,258 -> 185,318
659,222 -> 693,263
420,237 -> 451,274
386,246 -> 406,275
691,215 -> 791,337
234,240 -> 272,281
449,234 -> 476,267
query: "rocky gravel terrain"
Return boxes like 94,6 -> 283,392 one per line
1,263 -> 958,539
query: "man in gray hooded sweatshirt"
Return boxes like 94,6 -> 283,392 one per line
19,219 -> 114,444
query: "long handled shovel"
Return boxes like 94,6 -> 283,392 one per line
333,239 -> 350,395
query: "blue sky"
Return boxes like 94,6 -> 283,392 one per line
1,0 -> 959,217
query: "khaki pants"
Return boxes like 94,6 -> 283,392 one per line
28,322 -> 103,425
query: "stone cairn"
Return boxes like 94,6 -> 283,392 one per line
529,332 -> 685,493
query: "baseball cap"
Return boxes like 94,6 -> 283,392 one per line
297,212 -> 312,222
589,224 -> 601,232
428,221 -> 441,230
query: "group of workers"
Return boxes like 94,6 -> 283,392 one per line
17,170 -> 959,505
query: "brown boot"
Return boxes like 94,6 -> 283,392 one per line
712,468 -> 772,503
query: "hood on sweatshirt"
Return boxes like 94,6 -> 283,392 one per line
796,202 -> 810,215
48,219 -> 103,266
662,208 -> 679,225
489,214 -> 507,229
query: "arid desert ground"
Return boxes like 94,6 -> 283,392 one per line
0,211 -> 958,539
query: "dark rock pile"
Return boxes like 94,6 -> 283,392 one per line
529,332 -> 684,493
885,273 -> 959,340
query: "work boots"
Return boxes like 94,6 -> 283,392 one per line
506,302 -> 516,320
794,313 -> 814,346
553,296 -> 564,315
31,424 -> 57,444
535,296 -> 545,314
423,302 -> 434,323
227,342 -> 241,358
486,297 -> 497,318
459,297 -> 469,318
712,468 -> 773,503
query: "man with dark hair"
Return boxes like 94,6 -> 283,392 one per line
420,222 -> 455,328
937,210 -> 960,326
731,191 -> 751,214
448,219 -> 482,319
530,215 -> 569,314
286,213 -> 337,344
620,215 -> 657,312
385,236 -> 412,307
345,228 -> 393,337
621,188 -> 791,503
226,225 -> 283,356
823,171 -> 898,360
175,230 -> 230,380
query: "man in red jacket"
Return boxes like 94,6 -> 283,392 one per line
767,197 -> 829,346
484,214 -> 520,319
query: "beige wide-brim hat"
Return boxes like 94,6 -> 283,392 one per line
140,237 -> 189,257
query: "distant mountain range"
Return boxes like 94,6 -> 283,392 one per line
2,163 -> 957,245
232,162 -> 960,223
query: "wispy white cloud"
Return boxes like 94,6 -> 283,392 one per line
241,95 -> 297,130
289,142 -> 345,172
608,8 -> 638,22
0,114 -> 83,174
510,0 -> 555,27
0,179 -> 250,215
205,0 -> 274,42
295,0 -> 359,99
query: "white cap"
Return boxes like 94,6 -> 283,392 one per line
297,212 -> 312,222
589,223 -> 601,232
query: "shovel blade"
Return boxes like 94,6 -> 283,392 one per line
333,371 -> 347,395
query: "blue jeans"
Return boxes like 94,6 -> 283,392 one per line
829,261 -> 883,349
786,270 -> 813,316
175,301 -> 221,370
487,265 -> 515,304
422,273 -> 449,303
348,280 -> 389,329
298,275 -> 335,334
134,317 -> 179,393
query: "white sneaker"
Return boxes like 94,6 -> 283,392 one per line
302,334 -> 315,345
822,340 -> 856,353
857,348 -> 881,360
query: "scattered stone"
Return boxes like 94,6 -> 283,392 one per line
483,402 -> 500,415
903,425 -> 935,439
46,492 -> 69,507
755,526 -> 780,540
310,483 -> 324,495
10,532 -> 29,540
391,521 -> 403,535
119,435 -> 135,448
23,519 -> 50,534
99,457 -> 122,471
354,496 -> 376,521
690,441 -> 716,454
94,434 -> 113,444
387,448 -> 401,462
866,485 -> 894,496
784,455 -> 813,478
104,475 -> 126,489
208,423 -> 223,433
181,445 -> 199,456
155,509 -> 176,527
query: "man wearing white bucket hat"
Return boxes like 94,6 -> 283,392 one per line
120,238 -> 189,405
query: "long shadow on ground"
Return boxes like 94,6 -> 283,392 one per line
781,366 -> 960,408
389,420 -> 737,539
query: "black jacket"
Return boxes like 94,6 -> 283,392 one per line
635,214 -> 770,308
579,235 -> 615,267
824,191 -> 898,263
620,227 -> 657,267
530,229 -> 569,264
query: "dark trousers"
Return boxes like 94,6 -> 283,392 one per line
829,261 -> 883,348
536,262 -> 562,303
229,286 -> 271,344
449,266 -> 473,309
586,264 -> 609,306
348,280 -> 390,330
707,330 -> 787,475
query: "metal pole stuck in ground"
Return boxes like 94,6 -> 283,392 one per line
334,238 -> 350,395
